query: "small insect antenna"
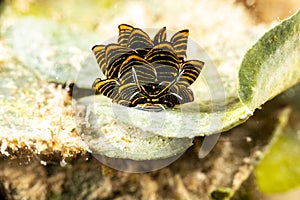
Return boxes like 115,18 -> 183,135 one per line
157,69 -> 185,96
129,91 -> 140,100
132,67 -> 149,96
168,69 -> 184,88
169,92 -> 183,101
158,104 -> 166,110
132,67 -> 141,90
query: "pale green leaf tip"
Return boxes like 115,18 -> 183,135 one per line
238,10 -> 300,111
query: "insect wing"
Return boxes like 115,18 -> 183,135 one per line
92,78 -> 118,98
170,29 -> 189,58
179,60 -> 204,86
170,84 -> 194,104
118,24 -> 134,47
118,55 -> 157,85
92,45 -> 106,75
105,44 -> 137,79
116,82 -> 141,104
145,42 -> 180,82
153,27 -> 167,45
128,28 -> 154,50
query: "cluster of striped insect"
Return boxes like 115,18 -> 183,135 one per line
92,24 -> 204,111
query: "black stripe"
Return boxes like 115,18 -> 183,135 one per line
145,43 -> 180,82
170,84 -> 194,104
93,78 -> 118,98
173,43 -> 187,50
147,53 -> 179,69
179,60 -> 204,86
170,30 -> 189,57
128,28 -> 154,50
118,83 -> 139,100
92,45 -> 107,74
153,27 -> 166,45
118,55 -> 157,85
131,96 -> 147,106
118,24 -> 134,47
105,44 -> 137,78
153,64 -> 178,82
146,43 -> 180,67
118,32 -> 131,46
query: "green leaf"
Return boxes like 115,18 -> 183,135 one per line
239,10 -> 300,110
256,130 -> 300,193
242,12 -> 300,191
255,106 -> 300,193
80,95 -> 251,138
76,96 -> 193,160
72,94 -> 245,159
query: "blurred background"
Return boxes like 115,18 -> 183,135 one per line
0,0 -> 300,199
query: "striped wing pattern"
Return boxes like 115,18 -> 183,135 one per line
170,29 -> 189,58
118,24 -> 134,47
118,55 -> 157,85
170,84 -> 194,103
153,27 -> 166,45
179,60 -> 204,86
105,44 -> 136,78
92,24 -> 204,110
92,45 -> 106,74
145,43 -> 180,82
128,28 -> 154,50
114,83 -> 139,105
92,78 -> 118,98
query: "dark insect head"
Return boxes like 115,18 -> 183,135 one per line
92,24 -> 204,112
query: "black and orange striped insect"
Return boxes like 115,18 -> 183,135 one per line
92,24 -> 204,111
